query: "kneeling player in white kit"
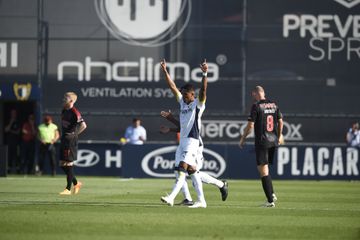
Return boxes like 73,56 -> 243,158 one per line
160,110 -> 228,204
160,58 -> 208,208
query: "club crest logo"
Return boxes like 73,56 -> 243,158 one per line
333,0 -> 360,8
95,0 -> 191,47
13,83 -> 31,101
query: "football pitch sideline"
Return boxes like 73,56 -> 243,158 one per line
0,176 -> 359,240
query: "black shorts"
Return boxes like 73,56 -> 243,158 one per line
255,145 -> 276,166
60,134 -> 78,162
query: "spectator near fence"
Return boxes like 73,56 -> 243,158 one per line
4,109 -> 21,174
123,118 -> 147,145
21,113 -> 37,174
346,122 -> 360,147
37,115 -> 60,176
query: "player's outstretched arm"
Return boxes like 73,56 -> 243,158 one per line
160,125 -> 180,134
199,59 -> 208,103
160,59 -> 180,98
160,110 -> 180,128
239,121 -> 254,148
278,118 -> 284,145
77,121 -> 87,135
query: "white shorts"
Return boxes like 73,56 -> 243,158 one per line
175,138 -> 199,168
196,145 -> 204,170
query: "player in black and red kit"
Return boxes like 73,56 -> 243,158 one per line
59,92 -> 87,195
239,86 -> 283,207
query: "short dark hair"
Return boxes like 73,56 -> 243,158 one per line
43,115 -> 52,123
180,84 -> 195,93
132,118 -> 140,123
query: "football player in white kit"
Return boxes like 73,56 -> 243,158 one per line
160,58 -> 208,208
159,110 -> 228,203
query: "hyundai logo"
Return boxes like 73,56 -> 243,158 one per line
74,149 -> 100,167
141,146 -> 226,178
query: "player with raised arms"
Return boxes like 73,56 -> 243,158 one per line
160,58 -> 208,208
160,110 -> 228,203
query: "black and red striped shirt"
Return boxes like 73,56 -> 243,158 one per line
61,107 -> 84,135
248,99 -> 282,147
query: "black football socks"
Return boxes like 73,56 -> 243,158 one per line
261,175 -> 274,203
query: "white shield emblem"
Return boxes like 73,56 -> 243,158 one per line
13,83 -> 31,101
95,0 -> 192,47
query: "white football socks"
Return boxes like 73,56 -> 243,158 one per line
175,171 -> 192,201
190,171 -> 205,203
168,171 -> 186,200
199,171 -> 224,188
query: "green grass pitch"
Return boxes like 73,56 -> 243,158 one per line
0,176 -> 359,240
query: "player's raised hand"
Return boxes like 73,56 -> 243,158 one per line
200,58 -> 208,73
161,109 -> 180,128
160,110 -> 171,119
160,59 -> 167,72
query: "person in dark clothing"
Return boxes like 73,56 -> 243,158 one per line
5,109 -> 21,174
59,92 -> 87,195
239,86 -> 284,207
21,114 -> 37,174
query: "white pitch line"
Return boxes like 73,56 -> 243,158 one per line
1,200 -> 359,212
117,178 -> 134,182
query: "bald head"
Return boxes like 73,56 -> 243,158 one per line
252,85 -> 266,101
254,85 -> 265,93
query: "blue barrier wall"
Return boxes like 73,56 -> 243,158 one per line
72,143 -> 359,180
